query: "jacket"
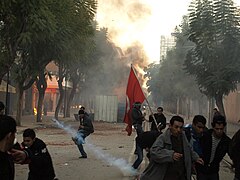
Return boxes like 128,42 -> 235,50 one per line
0,151 -> 14,180
229,129 -> 240,179
140,129 -> 199,180
136,131 -> 162,149
184,125 -> 204,156
79,115 -> 94,137
24,138 -> 56,180
149,113 -> 166,131
131,107 -> 143,125
196,129 -> 230,174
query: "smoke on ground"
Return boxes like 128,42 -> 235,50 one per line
52,118 -> 138,177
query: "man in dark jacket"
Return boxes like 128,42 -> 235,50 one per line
196,115 -> 231,180
0,115 -> 16,180
149,107 -> 166,132
229,129 -> 240,180
132,131 -> 161,169
0,115 -> 28,180
22,128 -> 57,180
131,102 -> 145,155
73,109 -> 94,158
79,106 -> 89,117
132,102 -> 144,135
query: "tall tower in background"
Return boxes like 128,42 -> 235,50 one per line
160,35 -> 176,62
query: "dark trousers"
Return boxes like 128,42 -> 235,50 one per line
132,144 -> 143,169
77,144 -> 87,157
197,172 -> 219,180
133,124 -> 144,135
163,173 -> 187,180
133,124 -> 143,153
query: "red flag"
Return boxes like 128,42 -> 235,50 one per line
124,66 -> 145,136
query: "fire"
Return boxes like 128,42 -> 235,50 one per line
96,0 -> 240,64
96,0 -> 240,97
96,0 -> 192,64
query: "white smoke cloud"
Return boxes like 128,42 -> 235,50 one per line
96,0 -> 192,63
52,118 -> 138,177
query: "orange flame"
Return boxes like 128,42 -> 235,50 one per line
96,0 -> 192,64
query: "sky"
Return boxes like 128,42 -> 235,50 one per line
96,0 -> 240,64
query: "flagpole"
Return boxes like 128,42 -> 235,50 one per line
131,64 -> 160,132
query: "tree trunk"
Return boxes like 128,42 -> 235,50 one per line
37,92 -> 44,122
215,93 -> 227,132
36,71 -> 47,122
55,77 -> 64,120
16,83 -> 24,126
186,97 -> 190,120
215,94 -> 225,117
66,80 -> 77,117
207,97 -> 214,128
55,62 -> 65,120
177,97 -> 180,115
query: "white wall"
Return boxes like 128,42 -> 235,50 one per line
94,95 -> 118,122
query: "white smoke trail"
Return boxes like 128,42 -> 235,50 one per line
52,118 -> 76,137
51,118 -> 138,177
86,142 -> 138,176
52,118 -> 85,144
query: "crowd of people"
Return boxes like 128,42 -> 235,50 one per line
131,103 -> 240,180
0,99 -> 240,180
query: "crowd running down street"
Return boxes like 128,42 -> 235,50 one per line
0,104 -> 239,180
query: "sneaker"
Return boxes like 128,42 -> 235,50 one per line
79,156 -> 87,159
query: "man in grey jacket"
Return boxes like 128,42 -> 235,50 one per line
140,115 -> 204,180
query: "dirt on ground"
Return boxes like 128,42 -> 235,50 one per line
14,115 -> 235,180
15,116 -> 138,180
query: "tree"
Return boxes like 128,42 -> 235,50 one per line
66,35 -> 96,117
0,0 -> 97,124
186,0 -> 240,116
54,0 -> 97,119
0,0 -> 60,125
0,0 -> 57,81
145,16 -> 204,115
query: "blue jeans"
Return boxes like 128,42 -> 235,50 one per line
75,130 -> 87,157
132,144 -> 143,169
